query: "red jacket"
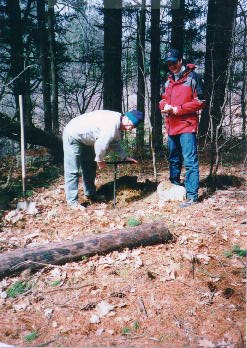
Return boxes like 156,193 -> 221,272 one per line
159,64 -> 205,135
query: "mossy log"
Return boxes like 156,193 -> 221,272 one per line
0,222 -> 172,279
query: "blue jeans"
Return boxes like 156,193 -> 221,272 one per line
63,130 -> 97,205
168,133 -> 199,201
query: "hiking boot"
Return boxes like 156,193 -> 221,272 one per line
69,202 -> 86,211
179,199 -> 198,208
85,193 -> 106,202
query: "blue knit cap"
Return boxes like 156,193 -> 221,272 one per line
124,110 -> 144,126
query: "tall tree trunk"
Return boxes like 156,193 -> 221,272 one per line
48,2 -> 59,134
171,0 -> 185,55
150,0 -> 162,153
103,0 -> 122,112
6,0 -> 33,134
136,0 -> 146,158
239,4 -> 247,143
199,0 -> 238,139
37,0 -> 52,133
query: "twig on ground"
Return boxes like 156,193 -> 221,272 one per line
37,335 -> 59,347
128,334 -> 145,339
137,296 -> 148,318
183,226 -> 214,234
192,256 -> 196,279
43,283 -> 94,293
148,337 -> 160,341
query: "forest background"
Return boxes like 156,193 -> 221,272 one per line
0,1 -> 246,347
0,0 -> 246,177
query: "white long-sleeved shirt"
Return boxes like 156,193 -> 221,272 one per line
64,110 -> 126,162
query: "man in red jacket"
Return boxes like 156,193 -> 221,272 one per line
159,48 -> 205,208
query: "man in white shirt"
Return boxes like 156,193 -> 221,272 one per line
63,109 -> 144,208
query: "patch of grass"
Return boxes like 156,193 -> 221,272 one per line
122,327 -> 131,335
133,321 -> 140,330
24,331 -> 38,342
224,250 -> 233,258
224,245 -> 246,258
7,281 -> 31,298
50,279 -> 61,287
126,217 -> 141,227
26,190 -> 33,197
232,245 -> 246,257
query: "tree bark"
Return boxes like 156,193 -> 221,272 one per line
136,1 -> 146,158
0,222 -> 172,280
151,0 -> 162,152
37,0 -> 52,133
6,0 -> 32,127
48,3 -> 59,134
171,0 -> 185,55
239,4 -> 247,143
103,0 -> 122,112
0,113 -> 62,158
199,0 -> 238,138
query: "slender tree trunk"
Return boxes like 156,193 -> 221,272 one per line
103,0 -> 122,112
6,0 -> 24,110
37,0 -> 52,133
171,0 -> 185,55
23,68 -> 33,128
151,0 -> 162,154
48,3 -> 59,134
239,4 -> 247,143
6,0 -> 26,120
6,0 -> 33,134
136,1 -> 146,158
199,0 -> 238,139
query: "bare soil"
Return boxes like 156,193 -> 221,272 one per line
0,158 -> 246,348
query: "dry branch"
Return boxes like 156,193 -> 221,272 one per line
0,222 -> 172,280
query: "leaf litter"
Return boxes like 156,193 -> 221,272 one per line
0,161 -> 246,347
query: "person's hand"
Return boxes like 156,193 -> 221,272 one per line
97,161 -> 107,170
162,104 -> 173,113
170,106 -> 178,115
162,104 -> 178,115
125,156 -> 138,164
159,99 -> 167,111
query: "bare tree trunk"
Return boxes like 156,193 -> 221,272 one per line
136,0 -> 146,158
199,0 -> 238,139
239,4 -> 247,143
171,0 -> 185,55
103,0 -> 122,112
37,0 -> 52,133
151,0 -> 162,154
48,2 -> 59,134
0,222 -> 172,280
5,0 -> 32,127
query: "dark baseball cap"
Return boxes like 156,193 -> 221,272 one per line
165,48 -> 182,62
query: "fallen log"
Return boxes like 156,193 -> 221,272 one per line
0,222 -> 172,280
0,112 -> 63,159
